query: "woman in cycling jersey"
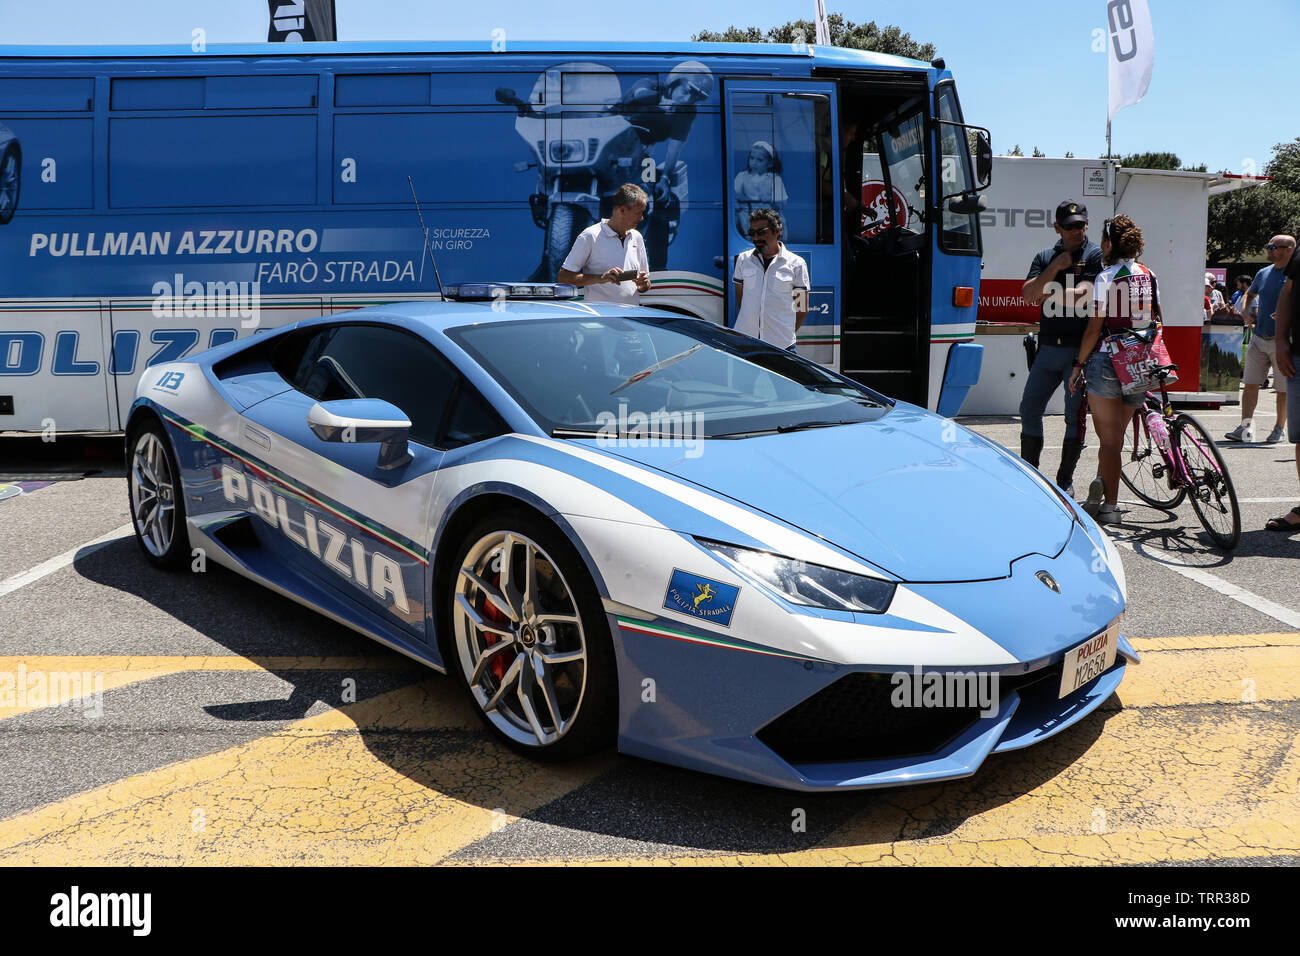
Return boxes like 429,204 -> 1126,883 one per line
1069,215 -> 1161,525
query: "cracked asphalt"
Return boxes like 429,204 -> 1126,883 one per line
0,412 -> 1298,866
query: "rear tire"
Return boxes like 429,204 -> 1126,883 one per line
1173,414 -> 1241,550
1119,411 -> 1185,509
126,417 -> 191,568
446,509 -> 616,761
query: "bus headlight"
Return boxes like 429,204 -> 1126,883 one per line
549,139 -> 586,163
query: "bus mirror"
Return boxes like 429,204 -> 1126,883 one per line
947,192 -> 987,215
974,132 -> 992,187
494,87 -> 530,115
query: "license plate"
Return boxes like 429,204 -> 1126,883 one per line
1059,624 -> 1120,698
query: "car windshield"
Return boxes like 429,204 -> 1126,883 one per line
446,313 -> 890,438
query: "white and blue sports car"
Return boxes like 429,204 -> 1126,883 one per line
127,284 -> 1135,791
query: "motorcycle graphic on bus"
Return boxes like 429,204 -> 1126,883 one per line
0,123 -> 20,225
495,61 -> 712,279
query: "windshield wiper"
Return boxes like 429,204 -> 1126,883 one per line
712,420 -> 862,439
552,426 -> 697,441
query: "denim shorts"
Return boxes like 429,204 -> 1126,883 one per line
1085,349 -> 1145,407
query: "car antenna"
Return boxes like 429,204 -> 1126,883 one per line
408,175 -> 446,300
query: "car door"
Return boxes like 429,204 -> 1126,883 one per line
237,321 -> 466,641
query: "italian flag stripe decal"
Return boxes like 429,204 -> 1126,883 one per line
616,617 -> 833,664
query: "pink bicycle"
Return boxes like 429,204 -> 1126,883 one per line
1119,365 -> 1241,550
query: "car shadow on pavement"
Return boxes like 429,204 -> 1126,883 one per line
73,536 -> 1121,856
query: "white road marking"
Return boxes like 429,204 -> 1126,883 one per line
1111,538 -> 1300,631
0,524 -> 135,598
1117,498 -> 1300,506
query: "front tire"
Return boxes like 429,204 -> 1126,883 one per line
127,417 -> 191,568
543,203 -> 590,281
1174,414 -> 1241,550
447,509 -> 616,760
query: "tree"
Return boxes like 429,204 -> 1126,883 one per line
1208,185 -> 1300,260
1207,137 -> 1300,260
1065,151 -> 1075,159
1119,151 -> 1209,173
693,13 -> 937,61
1265,137 -> 1300,194
1005,144 -> 1024,157
1032,147 -> 1045,158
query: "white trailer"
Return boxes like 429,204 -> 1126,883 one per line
963,157 -> 1213,416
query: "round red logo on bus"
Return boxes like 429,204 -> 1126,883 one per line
860,180 -> 908,238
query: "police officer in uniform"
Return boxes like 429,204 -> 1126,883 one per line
1019,200 -> 1104,496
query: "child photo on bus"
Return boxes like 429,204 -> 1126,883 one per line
733,140 -> 787,236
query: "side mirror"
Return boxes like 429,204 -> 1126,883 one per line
308,399 -> 413,470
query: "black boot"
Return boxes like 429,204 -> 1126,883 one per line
1020,434 -> 1044,469
1056,438 -> 1084,495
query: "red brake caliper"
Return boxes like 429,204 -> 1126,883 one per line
481,570 -> 513,681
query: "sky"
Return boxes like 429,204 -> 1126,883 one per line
0,0 -> 1295,175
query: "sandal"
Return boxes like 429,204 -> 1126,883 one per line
1265,507 -> 1300,533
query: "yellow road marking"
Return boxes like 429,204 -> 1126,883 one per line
1,640 -> 1298,865
461,651 -> 1300,866
1130,633 -> 1300,652
0,681 -> 614,865
0,655 -> 415,720
467,815 -> 1300,867
1117,645 -> 1300,706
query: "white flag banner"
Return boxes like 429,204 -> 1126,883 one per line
1107,0 -> 1154,122
814,0 -> 831,46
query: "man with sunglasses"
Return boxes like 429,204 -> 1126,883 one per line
732,208 -> 809,351
1226,234 -> 1295,444
1018,200 -> 1105,496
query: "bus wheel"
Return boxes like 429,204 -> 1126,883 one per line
544,203 -> 590,281
0,147 -> 19,225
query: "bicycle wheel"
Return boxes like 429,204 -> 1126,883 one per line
1120,410 -> 1185,509
1172,414 -> 1241,550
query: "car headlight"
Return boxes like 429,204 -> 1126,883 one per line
699,539 -> 896,613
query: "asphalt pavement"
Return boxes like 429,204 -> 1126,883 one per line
0,404 -> 1297,866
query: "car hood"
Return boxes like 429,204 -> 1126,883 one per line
594,404 -> 1075,582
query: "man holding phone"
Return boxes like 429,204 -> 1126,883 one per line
558,183 -> 652,305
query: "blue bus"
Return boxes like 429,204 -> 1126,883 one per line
0,41 -> 990,433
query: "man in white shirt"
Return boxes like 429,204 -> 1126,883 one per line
558,184 -> 652,305
732,208 -> 810,350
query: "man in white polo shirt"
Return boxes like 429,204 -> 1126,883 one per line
558,184 -> 652,305
732,208 -> 809,350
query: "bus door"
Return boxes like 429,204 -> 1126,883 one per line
722,80 -> 839,367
